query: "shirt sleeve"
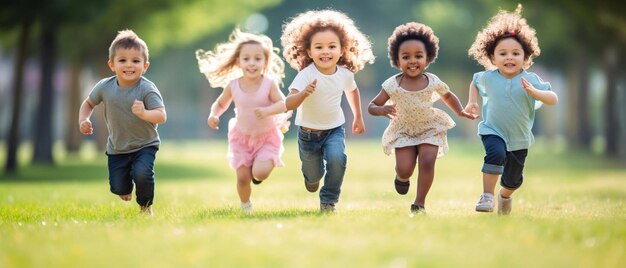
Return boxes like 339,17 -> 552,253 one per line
88,79 -> 105,105
288,70 -> 310,92
472,71 -> 487,97
343,71 -> 357,92
529,73 -> 552,91
143,83 -> 164,110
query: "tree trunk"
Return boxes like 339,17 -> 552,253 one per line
603,47 -> 619,157
65,60 -> 82,153
32,20 -> 57,164
572,46 -> 592,150
5,19 -> 33,174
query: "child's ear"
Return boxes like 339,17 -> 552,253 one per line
108,60 -> 115,72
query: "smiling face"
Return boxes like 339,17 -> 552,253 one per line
397,39 -> 429,78
108,48 -> 149,88
237,43 -> 267,80
307,30 -> 344,75
491,37 -> 525,78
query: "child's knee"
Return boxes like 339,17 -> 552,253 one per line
131,168 -> 154,185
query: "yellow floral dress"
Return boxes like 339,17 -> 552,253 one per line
381,72 -> 456,157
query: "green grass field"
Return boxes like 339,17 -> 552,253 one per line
1,140 -> 625,267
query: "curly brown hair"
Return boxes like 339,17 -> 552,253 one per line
387,22 -> 439,68
468,4 -> 540,70
280,9 -> 374,73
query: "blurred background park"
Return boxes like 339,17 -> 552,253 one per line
1,0 -> 625,172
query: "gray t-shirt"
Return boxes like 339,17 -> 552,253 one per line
89,76 -> 164,154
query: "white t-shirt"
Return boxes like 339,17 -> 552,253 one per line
288,64 -> 357,130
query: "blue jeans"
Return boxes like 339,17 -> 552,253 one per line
106,146 -> 158,206
298,126 -> 347,204
481,135 -> 528,189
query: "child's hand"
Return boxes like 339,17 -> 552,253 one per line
79,119 -> 93,135
207,115 -> 220,130
352,118 -> 365,134
459,110 -> 480,120
464,102 -> 480,115
254,107 -> 268,119
302,79 -> 317,97
380,104 -> 396,119
131,99 -> 145,116
521,77 -> 537,96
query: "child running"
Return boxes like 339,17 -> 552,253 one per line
196,28 -> 291,214
281,9 -> 375,212
465,5 -> 558,214
368,22 -> 478,213
79,30 -> 166,216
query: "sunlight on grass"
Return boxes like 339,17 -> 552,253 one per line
1,140 -> 625,267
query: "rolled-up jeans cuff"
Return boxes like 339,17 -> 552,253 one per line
482,163 -> 504,174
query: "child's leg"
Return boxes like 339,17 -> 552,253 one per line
499,149 -> 528,198
414,144 -> 438,207
394,146 -> 418,181
130,146 -> 157,207
319,126 -> 346,205
235,166 -> 253,203
298,128 -> 325,186
107,152 -> 133,201
252,159 -> 274,182
480,135 -> 507,195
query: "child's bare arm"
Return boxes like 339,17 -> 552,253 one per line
521,77 -> 558,105
207,86 -> 233,130
254,83 -> 287,119
441,91 -> 479,120
132,101 -> 167,124
368,89 -> 395,119
464,82 -> 480,115
285,79 -> 316,110
78,98 -> 96,135
346,88 -> 365,134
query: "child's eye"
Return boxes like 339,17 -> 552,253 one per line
401,56 -> 409,60
416,55 -> 424,59
133,60 -> 141,63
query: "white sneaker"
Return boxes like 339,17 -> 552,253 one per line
475,193 -> 494,212
241,201 -> 253,214
498,194 -> 512,215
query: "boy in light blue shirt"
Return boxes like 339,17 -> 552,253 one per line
465,5 -> 558,215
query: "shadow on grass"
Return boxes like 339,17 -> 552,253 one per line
193,207 -> 326,220
0,163 -> 224,183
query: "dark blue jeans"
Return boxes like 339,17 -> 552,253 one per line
298,126 -> 347,204
481,135 -> 528,190
106,146 -> 158,206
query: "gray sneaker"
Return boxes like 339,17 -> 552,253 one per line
475,193 -> 494,212
320,203 -> 336,213
498,194 -> 512,215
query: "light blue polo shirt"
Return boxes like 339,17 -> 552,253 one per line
473,69 -> 551,151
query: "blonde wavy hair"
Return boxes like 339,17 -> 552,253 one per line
196,28 -> 285,89
468,4 -> 540,70
280,9 -> 375,73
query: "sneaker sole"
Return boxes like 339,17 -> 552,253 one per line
475,206 -> 494,212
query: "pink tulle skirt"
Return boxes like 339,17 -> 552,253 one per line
227,118 -> 286,169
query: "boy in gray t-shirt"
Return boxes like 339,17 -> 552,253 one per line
78,30 -> 166,216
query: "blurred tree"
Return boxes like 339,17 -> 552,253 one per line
1,1 -> 37,173
522,0 -> 626,156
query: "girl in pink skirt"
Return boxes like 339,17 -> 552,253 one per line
196,28 -> 291,213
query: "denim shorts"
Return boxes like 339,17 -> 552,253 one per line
481,135 -> 528,189
106,146 -> 158,206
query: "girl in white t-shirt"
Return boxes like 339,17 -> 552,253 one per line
281,9 -> 375,212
